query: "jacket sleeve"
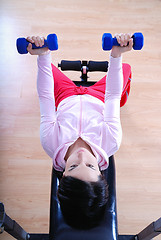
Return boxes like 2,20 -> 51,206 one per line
104,55 -> 123,150
37,52 -> 56,158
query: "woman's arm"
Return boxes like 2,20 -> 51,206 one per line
37,52 -> 56,123
104,55 -> 123,122
27,37 -> 56,158
104,33 -> 133,144
27,36 -> 56,123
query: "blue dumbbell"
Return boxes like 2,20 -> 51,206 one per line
16,33 -> 58,54
102,32 -> 144,51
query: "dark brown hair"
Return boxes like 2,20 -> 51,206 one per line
57,175 -> 109,229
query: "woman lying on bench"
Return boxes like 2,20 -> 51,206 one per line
27,33 -> 133,229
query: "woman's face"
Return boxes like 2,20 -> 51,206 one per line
63,147 -> 101,182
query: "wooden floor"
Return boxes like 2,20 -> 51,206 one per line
0,0 -> 161,239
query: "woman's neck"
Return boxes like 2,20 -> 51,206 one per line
64,137 -> 94,161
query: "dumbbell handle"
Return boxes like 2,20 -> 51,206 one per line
110,37 -> 134,47
112,34 -> 141,47
28,39 -> 48,50
112,37 -> 121,46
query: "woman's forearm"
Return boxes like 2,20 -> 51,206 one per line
37,52 -> 56,122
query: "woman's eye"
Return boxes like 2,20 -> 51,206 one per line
69,164 -> 78,170
87,164 -> 95,169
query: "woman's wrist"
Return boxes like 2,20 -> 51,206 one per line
111,51 -> 121,58
111,46 -> 122,58
38,49 -> 51,56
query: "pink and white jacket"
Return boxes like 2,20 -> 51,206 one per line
37,53 -> 123,171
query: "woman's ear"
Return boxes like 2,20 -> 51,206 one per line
98,165 -> 102,173
62,168 -> 66,177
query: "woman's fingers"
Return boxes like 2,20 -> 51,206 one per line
26,36 -> 34,45
26,36 -> 48,55
34,36 -> 45,47
114,33 -> 133,47
40,37 -> 45,47
127,38 -> 133,51
26,36 -> 45,47
27,43 -> 34,55
111,33 -> 133,57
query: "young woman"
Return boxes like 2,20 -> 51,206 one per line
27,33 -> 133,229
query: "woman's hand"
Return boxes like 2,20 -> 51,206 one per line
111,33 -> 133,58
26,36 -> 50,55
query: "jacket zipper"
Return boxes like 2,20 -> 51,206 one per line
79,96 -> 82,136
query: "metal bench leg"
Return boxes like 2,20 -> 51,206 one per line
0,202 -> 30,240
137,217 -> 161,240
